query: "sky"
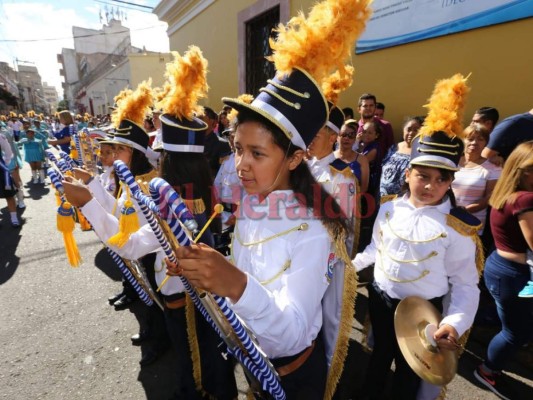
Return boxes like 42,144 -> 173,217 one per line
0,0 -> 169,98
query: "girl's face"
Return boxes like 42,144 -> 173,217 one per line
26,130 -> 35,139
464,132 -> 487,156
234,121 -> 295,196
113,143 -> 133,166
403,120 -> 421,146
359,122 -> 378,144
405,166 -> 452,208
99,144 -> 115,167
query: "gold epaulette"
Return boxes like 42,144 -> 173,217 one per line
183,198 -> 206,215
136,169 -> 158,193
380,194 -> 398,205
446,210 -> 484,276
446,213 -> 482,237
329,164 -> 355,180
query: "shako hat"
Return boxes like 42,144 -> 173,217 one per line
156,46 -> 209,154
326,102 -> 345,134
410,73 -> 470,171
100,81 -> 152,153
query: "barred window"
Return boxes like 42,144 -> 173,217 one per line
245,7 -> 279,96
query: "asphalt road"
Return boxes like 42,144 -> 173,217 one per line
1,165 -> 531,399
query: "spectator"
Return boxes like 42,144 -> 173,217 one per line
452,125 -> 501,235
471,106 -> 499,134
356,93 -> 394,160
380,116 -> 423,197
474,141 -> 533,400
482,108 -> 533,163
342,107 -> 354,120
375,102 -> 385,119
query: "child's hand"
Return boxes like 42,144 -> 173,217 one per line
173,243 -> 247,302
434,324 -> 461,351
72,168 -> 92,184
62,179 -> 93,207
356,132 -> 363,141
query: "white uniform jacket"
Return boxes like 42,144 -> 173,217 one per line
353,195 -> 479,337
229,190 -> 334,358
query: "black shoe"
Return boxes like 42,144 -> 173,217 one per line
139,348 -> 159,367
108,292 -> 125,305
113,295 -> 135,310
131,331 -> 150,346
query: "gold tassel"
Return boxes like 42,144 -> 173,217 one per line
324,230 -> 358,400
77,209 -> 92,231
107,189 -> 140,247
57,201 -> 82,267
185,295 -> 203,393
70,147 -> 78,161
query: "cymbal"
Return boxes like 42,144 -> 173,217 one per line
394,296 -> 458,385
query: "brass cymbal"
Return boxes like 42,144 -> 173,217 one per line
394,296 -> 458,385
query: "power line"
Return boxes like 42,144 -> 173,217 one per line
0,24 -> 166,43
94,0 -> 152,14
108,0 -> 153,10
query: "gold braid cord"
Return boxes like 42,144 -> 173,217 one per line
436,213 -> 484,398
185,295 -> 203,393
324,229 -> 358,400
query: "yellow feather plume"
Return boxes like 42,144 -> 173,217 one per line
159,45 -> 209,120
419,73 -> 470,139
322,65 -> 355,105
269,0 -> 372,85
111,79 -> 153,128
227,94 -> 253,124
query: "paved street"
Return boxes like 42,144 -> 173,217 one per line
1,166 -> 532,399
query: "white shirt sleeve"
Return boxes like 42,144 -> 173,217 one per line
81,197 -> 160,260
88,177 -> 118,215
439,231 -> 480,337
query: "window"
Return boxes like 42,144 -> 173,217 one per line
245,7 -> 279,96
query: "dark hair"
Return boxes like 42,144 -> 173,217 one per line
403,116 -> 425,128
401,165 -> 457,207
358,93 -> 377,107
235,110 -> 348,234
364,119 -> 382,138
202,106 -> 218,121
113,148 -> 154,197
342,107 -> 354,119
160,151 -> 214,216
474,107 -> 499,126
376,102 -> 385,111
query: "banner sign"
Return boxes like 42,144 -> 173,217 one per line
356,0 -> 533,53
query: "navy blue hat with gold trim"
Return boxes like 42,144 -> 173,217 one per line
156,46 -> 209,154
103,80 -> 153,153
100,119 -> 149,153
223,68 -> 328,150
410,73 -> 470,172
159,114 -> 207,153
326,102 -> 345,134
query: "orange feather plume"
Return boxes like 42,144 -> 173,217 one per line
159,45 -> 209,120
269,0 -> 372,86
419,73 -> 471,139
111,80 -> 153,128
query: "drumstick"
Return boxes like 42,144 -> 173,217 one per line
157,204 -> 224,292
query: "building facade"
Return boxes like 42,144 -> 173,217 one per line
153,0 -> 533,136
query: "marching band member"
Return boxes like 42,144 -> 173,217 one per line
62,82 -> 171,367
63,51 -> 238,399
166,1 -> 373,397
0,130 -> 21,227
352,74 -> 481,399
